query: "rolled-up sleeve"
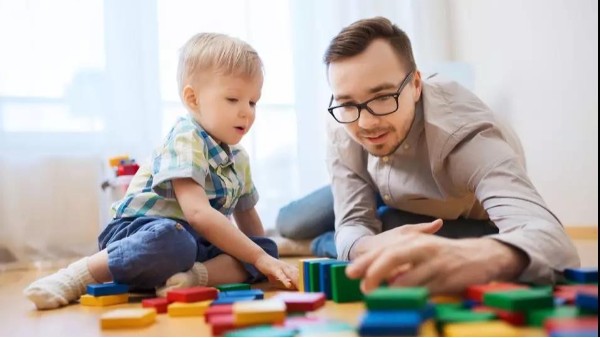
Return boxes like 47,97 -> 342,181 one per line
445,123 -> 580,284
326,125 -> 381,261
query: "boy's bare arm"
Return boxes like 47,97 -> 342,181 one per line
172,178 -> 265,265
233,208 -> 265,237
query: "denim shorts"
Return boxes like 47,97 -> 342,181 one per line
98,216 -> 278,289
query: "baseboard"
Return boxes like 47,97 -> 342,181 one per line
565,226 -> 598,240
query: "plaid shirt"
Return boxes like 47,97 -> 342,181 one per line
111,115 -> 258,220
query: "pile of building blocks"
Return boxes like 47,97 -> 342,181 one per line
82,265 -> 598,336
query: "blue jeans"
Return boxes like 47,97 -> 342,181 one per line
98,216 -> 277,289
276,186 -> 498,257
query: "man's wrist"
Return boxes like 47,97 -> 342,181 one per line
348,235 -> 372,260
485,238 -> 529,281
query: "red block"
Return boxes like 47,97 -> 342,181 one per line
204,304 -> 233,323
554,285 -> 598,304
210,314 -> 237,336
271,291 -> 326,312
544,317 -> 598,334
142,297 -> 170,314
466,283 -> 528,302
166,286 -> 218,303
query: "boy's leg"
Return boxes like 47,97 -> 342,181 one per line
276,186 -> 335,240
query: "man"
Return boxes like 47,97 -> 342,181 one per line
322,16 -> 579,294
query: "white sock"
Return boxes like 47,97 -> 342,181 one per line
156,262 -> 209,297
23,257 -> 97,310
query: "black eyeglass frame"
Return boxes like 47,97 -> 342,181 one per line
327,70 -> 415,124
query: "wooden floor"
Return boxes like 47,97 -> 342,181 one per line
0,240 -> 597,336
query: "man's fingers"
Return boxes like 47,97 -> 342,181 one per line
388,259 -> 438,288
361,247 -> 426,293
346,246 -> 384,279
399,219 -> 443,235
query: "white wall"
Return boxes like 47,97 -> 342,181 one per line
448,0 -> 598,226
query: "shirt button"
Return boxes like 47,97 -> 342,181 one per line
382,156 -> 389,163
403,143 -> 410,150
384,194 -> 391,201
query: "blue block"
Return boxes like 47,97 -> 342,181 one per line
211,296 -> 256,305
303,261 -> 312,292
575,291 -> 598,312
550,329 -> 598,337
359,311 -> 421,337
462,299 -> 480,309
225,325 -> 297,337
564,267 -> 598,283
420,303 -> 436,320
318,261 -> 346,299
221,289 -> 264,300
86,282 -> 128,296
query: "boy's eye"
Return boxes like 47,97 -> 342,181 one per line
227,98 -> 238,103
249,101 -> 256,107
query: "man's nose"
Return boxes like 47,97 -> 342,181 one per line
357,108 -> 380,129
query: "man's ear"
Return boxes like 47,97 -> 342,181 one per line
412,70 -> 422,102
182,85 -> 199,111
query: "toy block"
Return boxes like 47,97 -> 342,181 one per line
211,296 -> 256,305
308,259 -> 337,292
100,308 -> 156,329
473,306 -> 526,326
443,320 -> 520,337
483,289 -> 554,312
233,299 -> 286,326
205,304 -> 233,323
419,319 -> 438,337
297,320 -> 354,336
365,286 -> 428,310
544,317 -> 599,336
462,299 -> 480,309
210,314 -> 237,336
550,328 -> 598,337
86,282 -> 129,296
527,305 -> 580,327
318,261 -> 345,299
301,258 -> 330,292
216,283 -> 251,292
271,291 -> 326,312
80,293 -> 128,307
437,309 -> 497,324
434,302 -> 464,317
166,286 -> 218,303
330,263 -> 362,303
358,310 -> 421,336
575,289 -> 598,312
225,325 -> 297,337
167,300 -> 211,317
564,267 -> 598,284
554,284 -> 597,304
220,289 -> 264,300
466,282 -> 527,302
142,297 -> 169,314
281,316 -> 327,329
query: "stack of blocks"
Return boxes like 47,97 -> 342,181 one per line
298,258 -> 363,303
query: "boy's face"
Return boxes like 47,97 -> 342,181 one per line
186,72 -> 263,145
327,39 -> 421,157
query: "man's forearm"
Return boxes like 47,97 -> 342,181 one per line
483,238 -> 530,281
348,236 -> 373,260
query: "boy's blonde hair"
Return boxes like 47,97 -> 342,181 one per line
177,33 -> 263,95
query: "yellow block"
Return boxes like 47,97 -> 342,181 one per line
100,308 -> 156,330
444,320 -> 520,337
167,301 -> 211,317
419,320 -> 438,337
233,299 -> 286,326
108,155 -> 129,167
80,294 -> 129,307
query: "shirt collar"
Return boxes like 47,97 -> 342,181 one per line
188,115 -> 234,168
394,99 -> 424,156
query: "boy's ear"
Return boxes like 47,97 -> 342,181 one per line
182,85 -> 199,111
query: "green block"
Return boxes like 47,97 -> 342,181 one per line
225,325 -> 297,337
434,303 -> 464,317
483,289 -> 554,312
527,306 -> 581,327
365,287 -> 428,310
330,264 -> 362,303
437,309 -> 497,323
216,283 -> 250,292
309,259 -> 336,292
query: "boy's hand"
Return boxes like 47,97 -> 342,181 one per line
254,254 -> 299,289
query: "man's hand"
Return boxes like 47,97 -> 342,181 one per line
349,219 -> 444,259
346,234 -> 529,295
254,254 -> 299,289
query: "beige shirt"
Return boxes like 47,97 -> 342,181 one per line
326,80 -> 580,284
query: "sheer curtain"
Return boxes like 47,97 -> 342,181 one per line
0,0 -> 447,267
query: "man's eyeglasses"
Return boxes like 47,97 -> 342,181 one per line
327,70 -> 415,124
